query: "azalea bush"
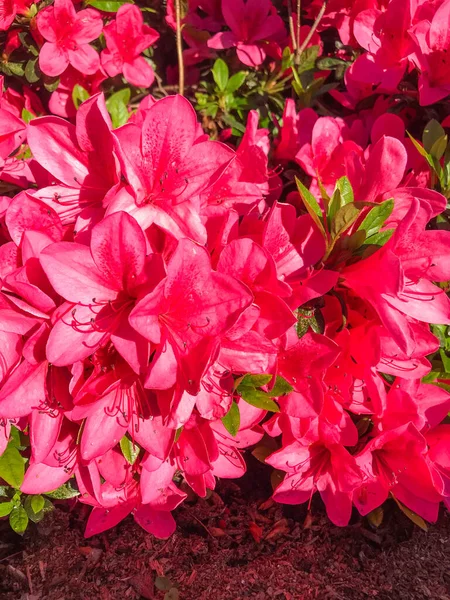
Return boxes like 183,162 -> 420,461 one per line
0,0 -> 450,539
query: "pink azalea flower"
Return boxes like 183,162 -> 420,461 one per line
410,0 -> 450,104
267,438 -> 363,526
129,238 -> 253,395
108,94 -> 235,243
101,5 -> 159,88
37,0 -> 103,77
354,423 -> 442,522
207,0 -> 286,67
39,211 -> 160,372
0,0 -> 32,31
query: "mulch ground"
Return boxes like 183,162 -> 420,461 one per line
1,459 -> 449,600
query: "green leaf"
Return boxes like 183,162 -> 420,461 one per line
72,84 -> 90,110
5,62 -> 25,76
212,58 -> 229,92
43,77 -> 60,93
25,58 -> 40,83
331,203 -> 362,238
429,134 -> 448,161
8,426 -> 22,449
0,446 -> 25,489
120,435 -> 140,465
297,45 -> 320,73
337,176 -> 354,205
44,482 -> 80,500
221,401 -> 240,437
423,119 -> 446,153
281,46 -> 293,71
295,177 -> 326,238
174,427 -> 183,443
18,32 -> 39,56
236,374 -> 273,389
21,108 -> 34,124
316,56 -> 348,70
357,198 -> 394,238
106,88 -> 131,128
0,501 -> 13,517
239,388 -> 279,412
226,71 -> 246,93
9,506 -> 28,535
85,0 -> 132,11
221,113 -> 246,133
30,495 -> 45,514
363,228 -> 394,247
392,495 -> 428,531
269,376 -> 293,397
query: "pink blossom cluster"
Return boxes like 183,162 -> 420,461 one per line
0,87 -> 449,538
309,0 -> 450,106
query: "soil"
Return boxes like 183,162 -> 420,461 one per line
1,458 -> 449,600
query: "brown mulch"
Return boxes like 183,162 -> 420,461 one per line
1,460 -> 449,600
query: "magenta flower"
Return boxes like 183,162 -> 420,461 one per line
410,0 -> 450,105
101,5 -> 159,88
39,211 -> 158,373
0,0 -> 32,31
207,0 -> 285,67
37,0 -> 103,77
129,238 -> 253,395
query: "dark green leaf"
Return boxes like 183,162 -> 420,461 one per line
221,401 -> 240,437
357,198 -> 394,238
25,58 -> 40,83
297,45 -> 320,73
212,58 -> 229,92
9,506 -> 28,535
0,446 -> 25,489
316,57 -> 348,70
43,77 -> 60,92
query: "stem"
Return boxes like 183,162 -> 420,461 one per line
297,1 -> 327,58
296,0 -> 301,59
287,0 -> 297,51
175,0 -> 185,96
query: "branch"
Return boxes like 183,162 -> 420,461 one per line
297,1 -> 327,58
296,0 -> 301,57
287,0 -> 297,51
175,0 -> 185,96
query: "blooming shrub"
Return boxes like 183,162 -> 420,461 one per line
0,0 -> 449,538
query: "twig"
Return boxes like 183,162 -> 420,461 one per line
287,0 -> 297,51
296,0 -> 302,58
175,0 -> 185,96
297,1 -> 327,59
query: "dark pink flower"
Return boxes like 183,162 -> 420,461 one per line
37,0 -> 103,77
101,5 -> 159,88
207,0 -> 285,67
